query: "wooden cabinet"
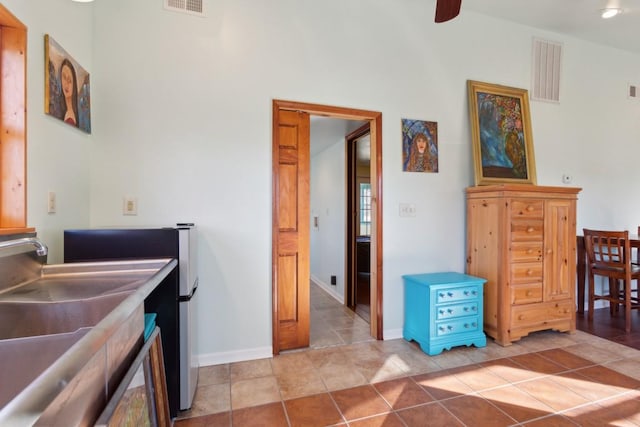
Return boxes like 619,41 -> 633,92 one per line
465,184 -> 581,346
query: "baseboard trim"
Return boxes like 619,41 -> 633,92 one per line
198,346 -> 272,367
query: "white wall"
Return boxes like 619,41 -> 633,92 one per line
5,0 -> 94,264
11,0 -> 640,361
310,119 -> 350,301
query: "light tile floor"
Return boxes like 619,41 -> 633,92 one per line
176,283 -> 640,426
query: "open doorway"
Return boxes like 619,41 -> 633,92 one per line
272,100 -> 383,355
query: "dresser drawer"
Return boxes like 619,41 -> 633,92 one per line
510,262 -> 543,284
511,284 -> 543,305
435,286 -> 481,303
511,220 -> 544,242
511,301 -> 573,328
510,241 -> 543,262
511,200 -> 544,219
435,302 -> 479,320
436,318 -> 481,337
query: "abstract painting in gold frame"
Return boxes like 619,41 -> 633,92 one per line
467,80 -> 536,185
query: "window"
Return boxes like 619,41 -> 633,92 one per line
0,4 -> 29,234
359,182 -> 371,236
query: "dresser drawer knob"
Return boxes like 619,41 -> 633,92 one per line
447,308 -> 453,314
439,309 -> 444,314
527,227 -> 535,233
526,205 -> 534,211
526,248 -> 533,254
526,290 -> 533,296
527,269 -> 533,276
447,325 -> 453,330
464,307 -> 469,311
447,292 -> 453,297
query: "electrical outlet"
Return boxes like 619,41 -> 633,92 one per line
123,197 -> 138,215
47,191 -> 56,214
331,275 -> 337,285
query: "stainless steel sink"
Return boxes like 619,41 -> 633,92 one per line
0,257 -> 178,426
0,259 -> 171,339
0,328 -> 91,409
0,293 -> 128,339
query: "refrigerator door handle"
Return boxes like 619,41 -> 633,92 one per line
178,282 -> 197,302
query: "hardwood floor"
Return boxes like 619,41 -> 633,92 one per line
575,307 -> 640,350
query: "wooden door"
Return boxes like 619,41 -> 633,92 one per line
272,108 -> 310,353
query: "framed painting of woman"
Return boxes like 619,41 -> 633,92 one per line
467,80 -> 536,185
401,118 -> 438,173
44,35 -> 91,134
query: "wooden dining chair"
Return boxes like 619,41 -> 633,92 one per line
583,228 -> 640,332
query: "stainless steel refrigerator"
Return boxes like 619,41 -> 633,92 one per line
64,224 -> 199,417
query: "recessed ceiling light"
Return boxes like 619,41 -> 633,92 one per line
601,8 -> 622,19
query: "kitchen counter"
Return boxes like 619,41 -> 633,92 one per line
0,242 -> 177,427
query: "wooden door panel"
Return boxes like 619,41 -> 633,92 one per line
278,164 -> 298,230
278,254 -> 298,320
543,200 -> 573,301
273,109 -> 310,353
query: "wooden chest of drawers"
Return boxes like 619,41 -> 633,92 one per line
402,272 -> 487,355
465,184 -> 581,346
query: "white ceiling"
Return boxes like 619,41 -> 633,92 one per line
462,0 -> 640,55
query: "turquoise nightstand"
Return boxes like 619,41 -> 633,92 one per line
402,272 -> 487,356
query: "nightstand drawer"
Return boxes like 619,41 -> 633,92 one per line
436,303 -> 479,320
435,286 -> 481,303
436,318 -> 481,337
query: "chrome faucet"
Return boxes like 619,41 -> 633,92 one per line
0,237 -> 48,257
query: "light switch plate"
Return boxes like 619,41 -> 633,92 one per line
123,197 -> 138,215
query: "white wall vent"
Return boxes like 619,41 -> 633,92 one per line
164,0 -> 204,17
531,38 -> 562,103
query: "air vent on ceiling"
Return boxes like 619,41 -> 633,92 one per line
531,38 -> 562,103
164,0 -> 204,17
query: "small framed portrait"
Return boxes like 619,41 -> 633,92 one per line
401,119 -> 438,173
44,35 -> 91,134
467,80 -> 536,185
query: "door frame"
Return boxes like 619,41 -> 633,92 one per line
345,123 -> 371,314
272,99 -> 383,354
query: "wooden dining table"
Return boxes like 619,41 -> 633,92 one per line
576,233 -> 640,314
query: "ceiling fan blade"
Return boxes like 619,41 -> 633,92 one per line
435,0 -> 462,23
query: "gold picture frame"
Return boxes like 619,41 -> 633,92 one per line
467,80 -> 536,185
